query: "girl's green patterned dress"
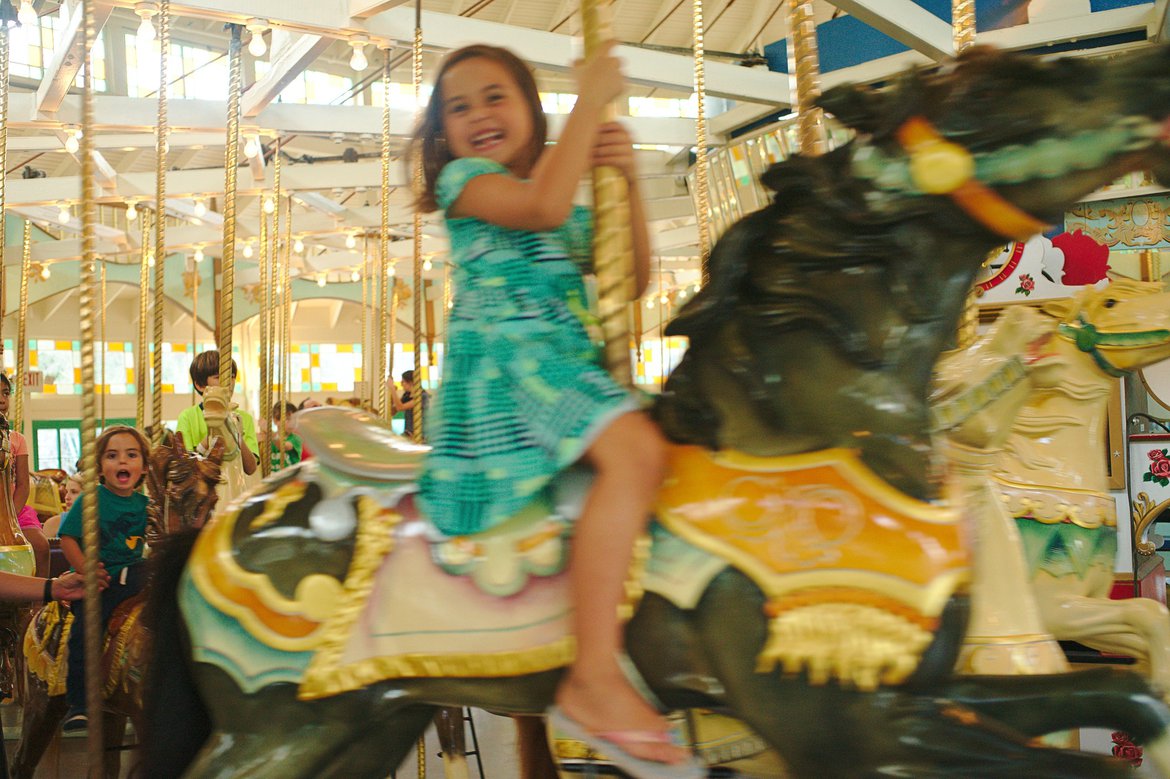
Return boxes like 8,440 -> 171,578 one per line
417,157 -> 635,537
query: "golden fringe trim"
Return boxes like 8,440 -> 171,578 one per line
757,603 -> 934,691
24,602 -> 72,697
103,603 -> 142,698
249,480 -> 307,530
300,495 -> 400,699
766,588 -> 939,631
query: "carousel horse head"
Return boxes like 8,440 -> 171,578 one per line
656,44 -> 1170,500
931,306 -> 1064,452
145,431 -> 224,538
1042,278 -> 1170,375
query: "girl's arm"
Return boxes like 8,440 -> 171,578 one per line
592,121 -> 651,297
12,454 -> 29,512
450,43 -> 626,232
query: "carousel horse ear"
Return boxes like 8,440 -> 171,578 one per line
817,83 -> 887,137
1041,291 -> 1082,321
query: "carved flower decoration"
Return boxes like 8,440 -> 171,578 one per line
1015,273 -> 1035,296
1111,731 -> 1143,767
1145,449 -> 1170,486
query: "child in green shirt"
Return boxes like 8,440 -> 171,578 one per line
175,350 -> 259,476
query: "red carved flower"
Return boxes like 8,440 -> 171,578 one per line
1015,273 -> 1035,297
1150,449 -> 1167,462
1112,731 -> 1144,767
1053,230 -> 1111,286
1153,458 -> 1170,479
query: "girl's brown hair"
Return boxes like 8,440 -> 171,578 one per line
409,45 -> 547,213
96,425 -> 150,488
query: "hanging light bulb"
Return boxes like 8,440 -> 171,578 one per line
317,275 -> 327,288
242,242 -> 254,259
63,129 -> 80,154
659,294 -> 669,305
677,288 -> 687,300
423,258 -> 433,272
243,134 -> 260,158
345,233 -> 357,250
263,195 -> 275,214
350,269 -> 360,283
245,19 -> 269,58
147,253 -> 156,268
692,283 -> 701,293
17,0 -> 36,27
39,264 -> 51,281
135,2 -> 158,46
192,198 -> 207,218
193,246 -> 205,263
126,202 -> 138,222
56,204 -> 71,224
349,35 -> 369,72
645,298 -> 655,309
387,263 -> 396,277
293,237 -> 304,254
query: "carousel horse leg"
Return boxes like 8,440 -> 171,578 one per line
634,569 -> 1134,779
8,684 -> 65,779
183,666 -> 437,779
101,712 -> 126,779
1036,591 -> 1170,691
514,714 -> 558,779
433,707 -> 469,779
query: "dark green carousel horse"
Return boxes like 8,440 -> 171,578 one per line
144,46 -> 1170,779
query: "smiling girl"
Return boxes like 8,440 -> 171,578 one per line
410,44 -> 700,777
58,425 -> 150,732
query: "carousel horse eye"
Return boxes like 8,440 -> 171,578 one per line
1104,299 -> 1117,308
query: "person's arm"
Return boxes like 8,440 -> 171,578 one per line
449,43 -> 626,232
59,535 -> 86,573
239,413 -> 259,476
0,570 -> 100,602
591,121 -> 651,298
12,453 -> 29,512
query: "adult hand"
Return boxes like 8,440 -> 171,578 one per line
52,565 -> 110,601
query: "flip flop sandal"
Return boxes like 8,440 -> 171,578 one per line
547,705 -> 706,779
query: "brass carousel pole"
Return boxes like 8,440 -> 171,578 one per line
410,11 -> 424,441
78,0 -> 105,766
152,0 -> 170,446
219,24 -> 242,392
13,221 -> 29,434
0,15 -> 9,371
380,48 -> 392,422
136,211 -> 150,429
388,273 -> 398,404
280,196 -> 292,466
100,260 -> 107,426
692,0 -> 711,280
953,0 -> 980,349
785,0 -> 826,156
580,0 -> 633,387
258,201 -> 271,477
267,137 -> 282,467
360,235 -> 370,408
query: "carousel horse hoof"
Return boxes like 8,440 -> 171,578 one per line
546,705 -> 706,779
62,708 -> 87,733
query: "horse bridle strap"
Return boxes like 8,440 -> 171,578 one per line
896,116 -> 1050,241
1058,314 -> 1170,378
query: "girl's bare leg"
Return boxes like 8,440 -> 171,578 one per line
554,412 -> 686,764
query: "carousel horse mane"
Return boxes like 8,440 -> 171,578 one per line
145,432 -> 225,540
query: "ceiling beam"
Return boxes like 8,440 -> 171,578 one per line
977,5 -> 1151,50
828,0 -> 953,61
242,31 -> 334,118
35,0 -> 116,115
350,0 -> 408,19
10,94 -> 701,147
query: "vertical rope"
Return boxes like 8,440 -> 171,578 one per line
692,0 -> 711,280
785,0 -> 825,156
269,137 -> 282,454
78,0 -> 105,765
360,236 -> 370,409
0,23 -> 10,370
411,7 -> 424,441
580,0 -> 634,388
380,50 -> 392,421
190,262 -> 198,380
388,278 -> 397,408
136,212 -> 150,429
258,207 -> 271,477
152,0 -> 170,446
219,24 -> 242,388
14,221 -> 29,435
